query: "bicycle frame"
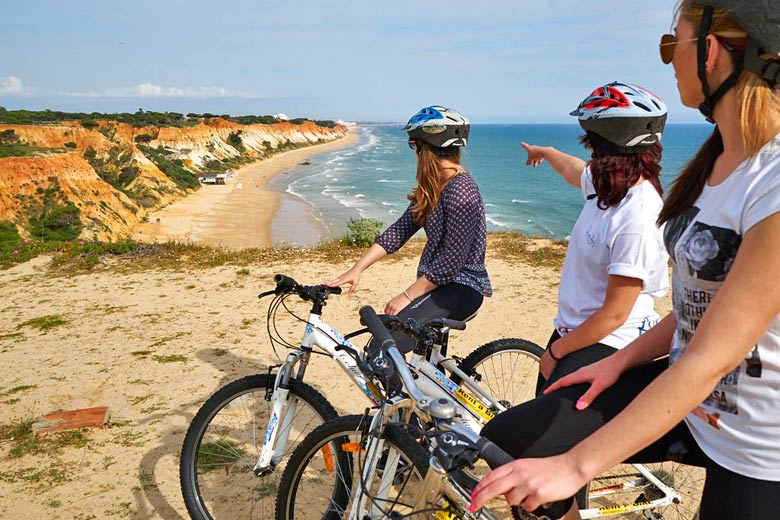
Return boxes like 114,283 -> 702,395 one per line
255,299 -> 508,477
254,311 -> 382,475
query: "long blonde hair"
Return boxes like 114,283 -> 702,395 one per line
659,1 -> 780,224
407,141 -> 461,225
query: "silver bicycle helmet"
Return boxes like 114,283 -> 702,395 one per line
405,105 -> 470,148
570,82 -> 667,150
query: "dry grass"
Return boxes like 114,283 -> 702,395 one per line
34,232 -> 564,276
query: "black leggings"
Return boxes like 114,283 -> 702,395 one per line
482,358 -> 780,519
387,282 -> 483,354
535,330 -> 617,396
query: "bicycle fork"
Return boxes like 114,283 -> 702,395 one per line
253,351 -> 311,476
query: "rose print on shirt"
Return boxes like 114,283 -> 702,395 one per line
676,221 -> 742,282
683,229 -> 719,271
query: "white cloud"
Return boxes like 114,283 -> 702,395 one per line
0,76 -> 25,95
62,82 -> 256,98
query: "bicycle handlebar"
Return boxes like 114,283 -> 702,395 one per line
273,274 -> 300,291
259,273 -> 343,301
476,437 -> 514,469
359,306 -> 396,353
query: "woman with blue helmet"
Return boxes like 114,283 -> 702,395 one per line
471,2 -> 780,519
328,105 -> 491,353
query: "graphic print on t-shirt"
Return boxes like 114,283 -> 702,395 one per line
667,208 -> 756,422
677,220 -> 742,282
664,206 -> 699,263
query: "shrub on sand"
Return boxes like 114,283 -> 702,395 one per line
342,218 -> 384,247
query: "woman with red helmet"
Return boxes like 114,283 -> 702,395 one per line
519,82 -> 670,391
327,105 -> 491,354
471,2 -> 780,519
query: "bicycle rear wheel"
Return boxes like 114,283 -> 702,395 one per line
456,338 -> 544,409
275,414 -> 429,520
180,373 -> 337,520
580,461 -> 704,520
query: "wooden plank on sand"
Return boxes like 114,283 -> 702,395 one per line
33,406 -> 110,434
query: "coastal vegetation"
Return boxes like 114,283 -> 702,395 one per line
0,107 -> 338,129
342,218 -> 384,247
135,145 -> 200,190
0,230 -> 566,272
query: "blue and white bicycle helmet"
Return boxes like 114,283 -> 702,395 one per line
570,82 -> 667,150
405,105 -> 470,149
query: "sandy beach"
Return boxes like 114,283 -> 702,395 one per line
134,130 -> 360,249
0,238 -> 673,519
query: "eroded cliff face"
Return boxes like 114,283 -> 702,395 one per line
0,119 -> 347,241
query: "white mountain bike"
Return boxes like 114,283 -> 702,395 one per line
179,275 -> 544,520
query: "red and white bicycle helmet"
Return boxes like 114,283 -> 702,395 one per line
570,82 -> 667,150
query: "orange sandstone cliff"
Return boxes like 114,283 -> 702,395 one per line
0,119 -> 346,241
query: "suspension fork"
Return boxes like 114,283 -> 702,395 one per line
348,398 -> 413,520
253,349 -> 312,475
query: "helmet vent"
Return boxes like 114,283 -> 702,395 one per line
633,102 -> 651,112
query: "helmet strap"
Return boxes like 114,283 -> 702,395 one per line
697,6 -> 744,123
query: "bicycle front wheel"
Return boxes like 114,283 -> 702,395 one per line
180,373 -> 337,520
456,338 -> 544,409
275,414 -> 429,520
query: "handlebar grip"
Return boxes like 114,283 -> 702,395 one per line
274,274 -> 298,291
475,437 -> 514,469
359,305 -> 397,352
439,318 -> 466,330
328,286 -> 342,295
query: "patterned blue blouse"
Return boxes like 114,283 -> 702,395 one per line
375,172 -> 492,297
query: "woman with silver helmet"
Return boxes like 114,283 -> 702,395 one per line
327,105 -> 491,354
519,82 -> 670,393
472,2 -> 780,519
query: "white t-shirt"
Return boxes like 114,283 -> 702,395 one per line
667,135 -> 780,481
554,168 -> 669,349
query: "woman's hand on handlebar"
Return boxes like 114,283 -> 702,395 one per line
470,452 -> 587,513
327,267 -> 362,295
542,353 -> 624,410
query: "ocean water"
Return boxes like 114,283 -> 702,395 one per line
270,124 -> 714,242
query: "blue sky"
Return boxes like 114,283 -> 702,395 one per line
0,0 -> 702,124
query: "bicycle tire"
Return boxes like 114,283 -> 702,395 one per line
455,338 -> 545,409
580,461 -> 704,520
180,373 -> 338,520
275,414 -> 430,520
